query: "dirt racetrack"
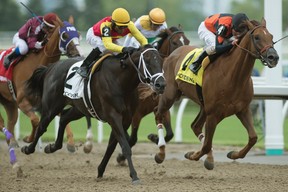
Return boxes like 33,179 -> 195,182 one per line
1,141 -> 288,192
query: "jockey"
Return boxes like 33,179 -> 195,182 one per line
124,7 -> 168,47
4,13 -> 58,69
77,8 -> 148,78
189,13 -> 249,74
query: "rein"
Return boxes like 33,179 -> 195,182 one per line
234,25 -> 273,66
127,48 -> 164,86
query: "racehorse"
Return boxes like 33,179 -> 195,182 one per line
153,18 -> 279,169
21,44 -> 166,184
115,26 -> 190,164
0,16 -> 82,151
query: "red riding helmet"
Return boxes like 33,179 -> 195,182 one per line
43,12 -> 57,28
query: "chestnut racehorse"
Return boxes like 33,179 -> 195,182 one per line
154,19 -> 279,169
0,16 -> 82,152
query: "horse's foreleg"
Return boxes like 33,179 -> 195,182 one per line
186,115 -> 217,161
108,115 -> 140,184
117,115 -> 140,165
186,109 -> 214,170
163,111 -> 174,142
98,132 -> 118,178
228,109 -> 257,160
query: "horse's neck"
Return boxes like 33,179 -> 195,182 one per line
40,28 -> 61,65
222,45 -> 255,84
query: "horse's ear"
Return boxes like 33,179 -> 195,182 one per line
55,16 -> 63,27
68,15 -> 74,25
246,20 -> 255,30
178,24 -> 182,30
261,17 -> 266,27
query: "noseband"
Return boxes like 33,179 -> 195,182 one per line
128,48 -> 164,87
235,25 -> 274,66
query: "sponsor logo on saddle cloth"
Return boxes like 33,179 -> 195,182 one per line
176,48 -> 210,87
63,53 -> 112,99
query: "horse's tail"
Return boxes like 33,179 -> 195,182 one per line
25,66 -> 48,109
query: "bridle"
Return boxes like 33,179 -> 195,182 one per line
235,25 -> 274,66
127,48 -> 164,87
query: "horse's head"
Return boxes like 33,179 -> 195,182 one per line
156,26 -> 190,57
127,44 -> 166,94
45,17 -> 83,58
238,19 -> 279,68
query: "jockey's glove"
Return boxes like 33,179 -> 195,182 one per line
122,47 -> 138,54
35,41 -> 44,49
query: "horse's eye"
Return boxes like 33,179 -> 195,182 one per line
254,35 -> 260,41
61,32 -> 69,41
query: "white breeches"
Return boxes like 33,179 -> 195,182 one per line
12,33 -> 29,55
197,22 -> 216,55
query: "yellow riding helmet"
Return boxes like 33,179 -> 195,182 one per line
149,8 -> 166,25
112,8 -> 130,26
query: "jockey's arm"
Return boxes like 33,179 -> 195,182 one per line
128,23 -> 148,46
102,36 -> 123,53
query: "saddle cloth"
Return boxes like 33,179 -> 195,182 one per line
63,60 -> 85,99
0,48 -> 19,82
63,53 -> 112,99
175,47 -> 210,87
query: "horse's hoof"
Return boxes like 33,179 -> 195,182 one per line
83,141 -> 93,153
67,143 -> 76,153
154,153 -> 164,164
44,144 -> 58,153
22,136 -> 33,143
21,146 -> 34,155
132,179 -> 141,185
227,151 -> 238,160
116,153 -> 126,166
147,134 -> 159,144
184,151 -> 194,160
204,159 -> 214,170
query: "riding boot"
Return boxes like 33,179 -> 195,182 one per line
189,50 -> 208,74
77,47 -> 101,78
4,48 -> 20,69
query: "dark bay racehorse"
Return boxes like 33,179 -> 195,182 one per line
116,26 -> 190,164
153,19 -> 279,169
82,26 -> 190,154
0,16 -> 82,151
21,44 -> 166,184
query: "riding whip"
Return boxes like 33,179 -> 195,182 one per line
20,2 -> 43,24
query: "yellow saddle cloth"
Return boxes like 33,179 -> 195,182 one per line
175,48 -> 210,87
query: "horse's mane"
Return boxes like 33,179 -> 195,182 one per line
157,26 -> 181,49
137,83 -> 157,100
237,20 -> 261,40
